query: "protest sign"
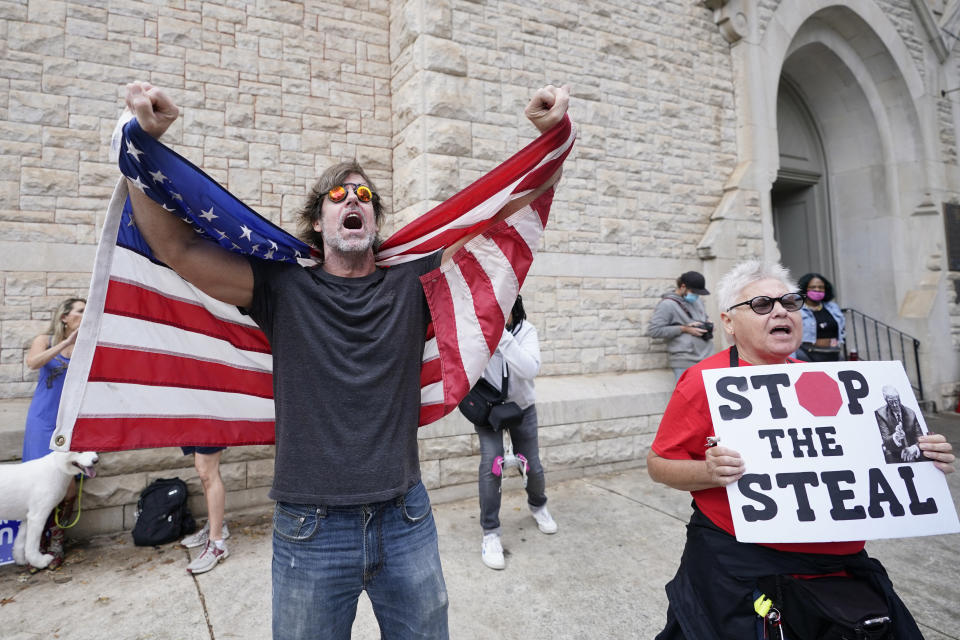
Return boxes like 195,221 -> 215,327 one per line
0,520 -> 18,565
703,360 -> 959,543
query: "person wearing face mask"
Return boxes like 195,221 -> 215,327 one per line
793,272 -> 845,362
648,271 -> 715,379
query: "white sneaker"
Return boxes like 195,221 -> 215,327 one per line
186,540 -> 229,574
530,505 -> 558,534
181,522 -> 230,549
481,533 -> 505,570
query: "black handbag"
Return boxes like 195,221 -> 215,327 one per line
458,362 -> 523,431
756,574 -> 892,640
796,342 -> 842,362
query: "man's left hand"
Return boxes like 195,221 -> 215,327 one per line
901,444 -> 921,462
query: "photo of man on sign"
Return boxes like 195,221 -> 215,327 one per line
875,385 -> 924,464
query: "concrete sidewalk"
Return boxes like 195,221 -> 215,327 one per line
2,418 -> 960,639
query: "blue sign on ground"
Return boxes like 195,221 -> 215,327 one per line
1,520 -> 20,565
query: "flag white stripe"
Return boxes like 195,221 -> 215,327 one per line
509,205 -> 546,254
98,314 -> 273,372
444,262 -> 501,384
419,380 -> 444,406
423,337 -> 439,362
78,382 -> 275,420
112,247 -> 258,328
55,178 -> 128,449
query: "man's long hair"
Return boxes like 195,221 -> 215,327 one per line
296,161 -> 385,262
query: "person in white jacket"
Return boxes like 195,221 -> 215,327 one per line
477,295 -> 557,570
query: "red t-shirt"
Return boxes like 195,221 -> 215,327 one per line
651,348 -> 865,555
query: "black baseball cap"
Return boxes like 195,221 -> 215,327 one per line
679,271 -> 709,295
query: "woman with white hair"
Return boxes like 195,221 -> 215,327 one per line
646,260 -> 954,639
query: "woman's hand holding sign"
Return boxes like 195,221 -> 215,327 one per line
705,445 -> 746,486
918,433 -> 955,474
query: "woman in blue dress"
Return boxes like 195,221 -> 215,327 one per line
22,296 -> 85,569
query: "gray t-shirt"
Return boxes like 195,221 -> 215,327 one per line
245,251 -> 442,505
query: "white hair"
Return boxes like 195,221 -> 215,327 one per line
716,259 -> 798,314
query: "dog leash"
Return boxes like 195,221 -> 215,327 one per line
54,474 -> 84,529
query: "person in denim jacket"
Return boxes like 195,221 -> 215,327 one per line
793,272 -> 845,362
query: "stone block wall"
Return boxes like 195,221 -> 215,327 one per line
1,0 -> 736,395
0,0 -> 753,537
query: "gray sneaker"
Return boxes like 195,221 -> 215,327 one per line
181,522 -> 230,549
186,540 -> 229,574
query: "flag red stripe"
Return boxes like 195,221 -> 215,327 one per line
418,403 -> 447,426
70,416 -> 275,451
390,223 -> 494,257
514,148 -> 572,194
420,271 -> 470,413
531,188 -> 555,227
106,280 -> 270,353
419,356 -> 442,388
488,224 -> 535,287
88,346 -> 274,398
456,250 -> 506,356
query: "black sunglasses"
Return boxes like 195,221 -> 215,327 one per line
726,292 -> 805,314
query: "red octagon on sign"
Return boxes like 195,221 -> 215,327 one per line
795,371 -> 844,417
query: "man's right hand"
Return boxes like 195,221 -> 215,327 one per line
892,423 -> 905,447
524,84 -> 570,133
125,82 -> 179,140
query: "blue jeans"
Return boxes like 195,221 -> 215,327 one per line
475,405 -> 547,533
271,481 -> 449,640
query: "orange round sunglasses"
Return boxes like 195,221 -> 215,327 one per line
327,183 -> 374,203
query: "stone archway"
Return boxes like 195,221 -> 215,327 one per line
776,8 -> 929,325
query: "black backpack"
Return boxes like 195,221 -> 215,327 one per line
132,477 -> 196,546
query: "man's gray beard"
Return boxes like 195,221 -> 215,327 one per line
324,229 -> 379,255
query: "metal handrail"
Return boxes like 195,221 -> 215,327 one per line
841,308 -> 923,401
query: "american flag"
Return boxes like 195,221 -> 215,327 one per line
54,113 -> 575,452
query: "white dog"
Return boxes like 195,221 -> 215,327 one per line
0,450 -> 98,569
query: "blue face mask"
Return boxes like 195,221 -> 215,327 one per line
684,293 -> 699,303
